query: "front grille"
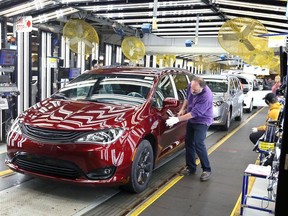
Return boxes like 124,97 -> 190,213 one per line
14,154 -> 83,179
21,124 -> 86,143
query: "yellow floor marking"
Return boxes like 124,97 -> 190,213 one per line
130,108 -> 265,216
0,169 -> 13,177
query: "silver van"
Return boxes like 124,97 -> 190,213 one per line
200,74 -> 244,130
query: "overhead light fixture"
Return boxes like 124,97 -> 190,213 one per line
216,0 -> 286,12
33,8 -> 78,24
115,16 -> 219,24
130,21 -> 224,28
56,9 -> 64,19
286,1 -> 288,18
34,0 -> 44,10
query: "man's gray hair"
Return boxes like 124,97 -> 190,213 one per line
192,76 -> 206,88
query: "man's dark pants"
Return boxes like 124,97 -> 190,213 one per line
185,122 -> 211,173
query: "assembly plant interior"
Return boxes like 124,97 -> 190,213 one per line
0,0 -> 288,216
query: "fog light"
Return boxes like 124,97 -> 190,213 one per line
86,166 -> 116,180
104,168 -> 111,175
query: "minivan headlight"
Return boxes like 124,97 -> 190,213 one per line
213,101 -> 224,106
76,128 -> 124,144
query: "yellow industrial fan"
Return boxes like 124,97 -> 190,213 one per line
121,36 -> 145,62
218,17 -> 274,67
266,56 -> 280,74
63,19 -> 99,55
206,62 -> 220,73
156,54 -> 176,67
192,55 -> 210,69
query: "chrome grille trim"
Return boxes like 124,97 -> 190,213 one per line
20,124 -> 87,143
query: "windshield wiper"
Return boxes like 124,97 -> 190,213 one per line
51,93 -> 69,100
77,98 -> 98,102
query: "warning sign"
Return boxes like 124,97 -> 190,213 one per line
16,16 -> 32,32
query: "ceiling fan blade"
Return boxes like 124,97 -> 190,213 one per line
241,22 -> 257,37
229,21 -> 241,35
69,37 -> 79,45
83,39 -> 93,48
241,39 -> 255,51
222,33 -> 239,41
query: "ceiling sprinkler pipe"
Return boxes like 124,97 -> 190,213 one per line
152,0 -> 158,30
195,14 -> 199,45
153,0 -> 158,17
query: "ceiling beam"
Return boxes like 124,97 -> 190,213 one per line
201,0 -> 227,21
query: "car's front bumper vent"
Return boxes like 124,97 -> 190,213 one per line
20,124 -> 85,143
14,154 -> 83,179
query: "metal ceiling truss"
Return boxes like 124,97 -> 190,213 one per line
0,0 -> 287,60
0,0 -> 286,37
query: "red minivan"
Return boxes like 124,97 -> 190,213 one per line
6,67 -> 194,193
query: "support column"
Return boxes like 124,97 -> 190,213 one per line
40,31 -> 47,100
275,48 -> 288,216
17,33 -> 24,115
46,32 -> 52,97
23,32 -> 30,110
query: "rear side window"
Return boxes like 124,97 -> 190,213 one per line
229,78 -> 235,92
238,77 -> 248,84
233,78 -> 241,91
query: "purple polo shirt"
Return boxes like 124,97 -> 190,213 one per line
186,84 -> 213,126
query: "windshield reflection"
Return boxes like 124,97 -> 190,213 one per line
52,73 -> 154,104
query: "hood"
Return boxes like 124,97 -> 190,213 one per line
213,92 -> 226,100
20,99 -> 138,130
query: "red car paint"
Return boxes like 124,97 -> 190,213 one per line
6,67 -> 193,192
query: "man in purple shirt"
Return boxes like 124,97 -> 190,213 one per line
166,76 -> 213,181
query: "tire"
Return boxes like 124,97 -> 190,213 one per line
246,99 -> 253,113
235,104 -> 243,121
124,140 -> 154,193
222,109 -> 231,131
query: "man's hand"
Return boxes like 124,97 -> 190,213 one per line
252,127 -> 258,133
166,117 -> 179,127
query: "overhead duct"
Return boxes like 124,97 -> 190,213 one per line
142,33 -> 227,55
35,24 -> 62,34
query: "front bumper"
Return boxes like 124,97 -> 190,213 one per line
6,132 -> 132,186
212,104 -> 228,126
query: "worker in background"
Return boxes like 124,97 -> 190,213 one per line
249,93 -> 282,145
91,59 -> 98,69
272,75 -> 281,94
98,60 -> 104,67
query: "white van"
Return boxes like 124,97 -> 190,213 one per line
233,73 -> 259,112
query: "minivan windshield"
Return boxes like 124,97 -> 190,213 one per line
205,80 -> 228,93
52,73 -> 154,104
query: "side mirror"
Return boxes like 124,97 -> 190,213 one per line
163,97 -> 179,108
